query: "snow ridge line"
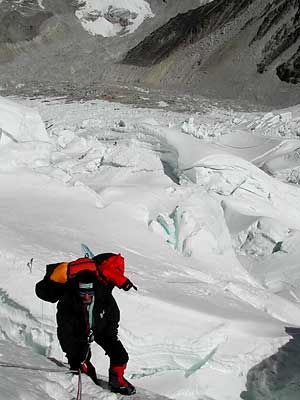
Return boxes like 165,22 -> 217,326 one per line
0,286 -> 56,359
0,127 -> 19,143
0,360 -> 83,400
0,361 -> 64,373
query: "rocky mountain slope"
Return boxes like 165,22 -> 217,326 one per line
123,0 -> 300,84
0,0 -> 300,107
119,0 -> 300,106
0,0 -> 204,91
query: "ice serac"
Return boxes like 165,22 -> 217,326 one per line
0,96 -> 47,144
241,331 -> 300,400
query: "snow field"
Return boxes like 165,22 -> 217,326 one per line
1,95 -> 300,399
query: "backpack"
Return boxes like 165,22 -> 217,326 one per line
35,253 -> 128,303
35,262 -> 67,303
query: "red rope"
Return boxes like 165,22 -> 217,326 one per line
76,369 -> 82,400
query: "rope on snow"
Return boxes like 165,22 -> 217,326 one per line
76,369 -> 82,400
0,361 -> 65,372
0,361 -> 83,400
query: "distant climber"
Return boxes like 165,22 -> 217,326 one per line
35,253 -> 137,395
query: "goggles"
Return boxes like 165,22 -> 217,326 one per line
78,282 -> 94,296
79,290 -> 95,296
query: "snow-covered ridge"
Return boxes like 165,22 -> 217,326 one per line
75,0 -> 154,37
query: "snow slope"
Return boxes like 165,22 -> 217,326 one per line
1,94 -> 300,400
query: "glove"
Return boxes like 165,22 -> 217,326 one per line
68,346 -> 91,370
69,358 -> 82,371
122,279 -> 137,291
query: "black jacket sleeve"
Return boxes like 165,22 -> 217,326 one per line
35,279 -> 65,303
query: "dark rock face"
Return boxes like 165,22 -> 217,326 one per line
241,333 -> 300,400
123,0 -> 255,66
0,1 -> 53,43
250,0 -> 293,44
0,10 -> 53,43
252,0 -> 300,81
277,51 -> 300,84
122,0 -> 300,92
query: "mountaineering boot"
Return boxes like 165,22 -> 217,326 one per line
80,360 -> 98,384
109,363 -> 136,395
